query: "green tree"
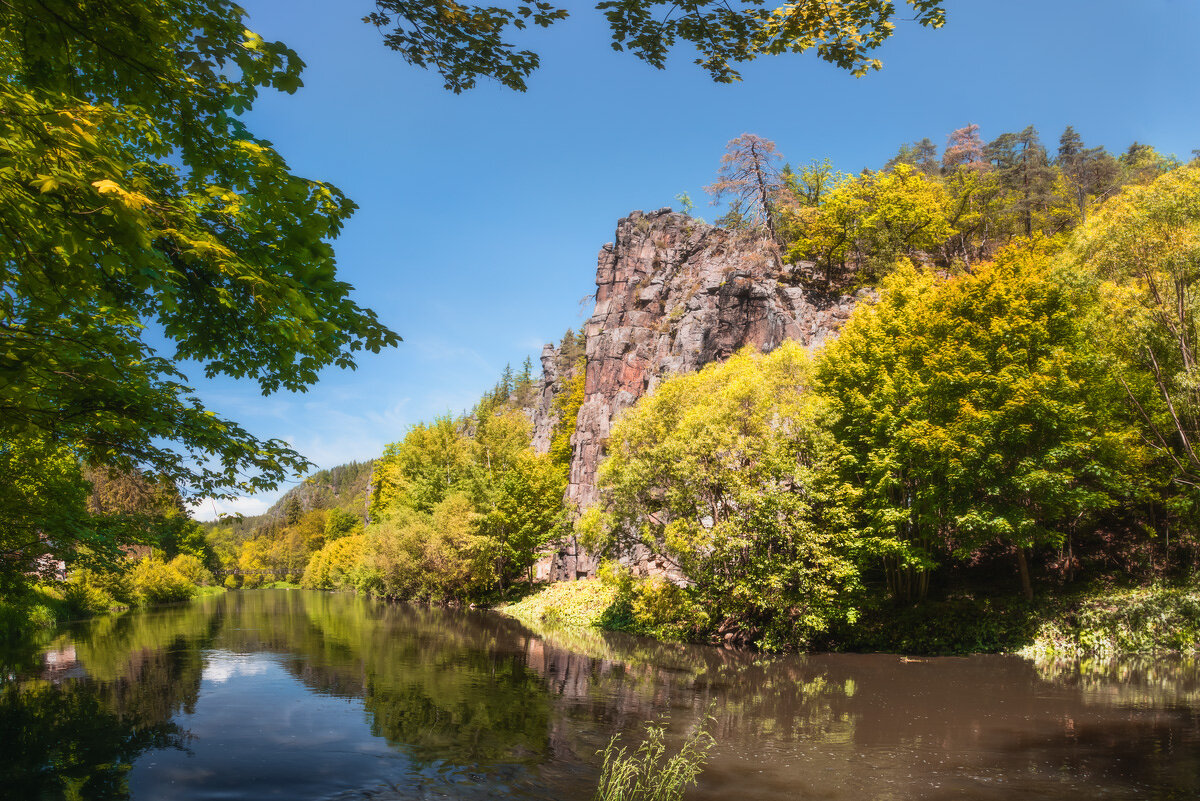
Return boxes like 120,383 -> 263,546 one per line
788,164 -> 953,284
549,359 -> 586,478
324,508 -> 363,542
816,252 -> 1148,600
1071,165 -> 1200,493
1057,126 -> 1120,223
885,138 -> 939,175
985,126 -> 1072,238
594,342 -> 860,649
515,355 -> 536,405
479,451 -> 565,586
0,1 -> 400,586
370,416 -> 473,516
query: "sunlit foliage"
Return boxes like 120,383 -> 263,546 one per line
816,253 -> 1152,600
593,342 -> 860,649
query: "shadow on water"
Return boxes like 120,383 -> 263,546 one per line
1,589 -> 1199,800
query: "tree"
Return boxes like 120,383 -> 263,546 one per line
885,138 -> 939,175
816,253 -> 1148,600
1057,127 -> 1120,223
985,126 -> 1066,238
706,134 -> 787,242
594,342 -> 860,649
788,164 -> 953,283
0,1 -> 400,584
1071,165 -> 1200,494
479,451 -> 565,586
515,356 -> 536,404
370,416 -> 473,516
365,0 -> 948,91
549,359 -> 586,478
943,124 -> 987,172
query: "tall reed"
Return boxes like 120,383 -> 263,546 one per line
593,714 -> 715,801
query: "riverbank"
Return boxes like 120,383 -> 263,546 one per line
500,578 -> 1200,657
0,583 -> 226,642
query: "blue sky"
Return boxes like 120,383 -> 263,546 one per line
194,0 -> 1200,519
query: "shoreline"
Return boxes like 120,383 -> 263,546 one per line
499,578 -> 1200,659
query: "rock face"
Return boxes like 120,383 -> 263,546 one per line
529,343 -> 561,455
543,209 -> 861,580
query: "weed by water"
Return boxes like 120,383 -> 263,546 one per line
594,713 -> 715,801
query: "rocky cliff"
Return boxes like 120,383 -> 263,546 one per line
535,209 -> 861,580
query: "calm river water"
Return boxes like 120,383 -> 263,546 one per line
2,589 -> 1198,800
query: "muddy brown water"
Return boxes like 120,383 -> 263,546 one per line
1,589 -> 1196,800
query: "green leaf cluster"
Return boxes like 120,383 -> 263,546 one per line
366,1 -> 947,91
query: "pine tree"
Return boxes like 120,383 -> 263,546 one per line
500,363 -> 514,400
1057,127 -> 1119,222
515,356 -> 535,405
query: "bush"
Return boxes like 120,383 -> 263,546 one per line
302,533 -> 365,590
129,558 -> 195,605
62,577 -> 116,618
630,578 -> 710,642
168,554 -> 214,586
0,599 -> 55,641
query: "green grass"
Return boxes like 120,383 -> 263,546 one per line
1021,583 -> 1200,657
499,579 -> 617,632
595,717 -> 715,801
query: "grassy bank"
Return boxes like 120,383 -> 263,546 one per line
500,578 -> 618,632
0,582 -> 227,643
500,578 -> 1200,658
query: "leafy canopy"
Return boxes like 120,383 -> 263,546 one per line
366,0 -> 948,91
815,252 -> 1149,599
0,1 -> 400,501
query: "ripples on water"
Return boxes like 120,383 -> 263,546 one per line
1,589 -> 1197,800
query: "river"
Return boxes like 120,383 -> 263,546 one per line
1,589 -> 1197,800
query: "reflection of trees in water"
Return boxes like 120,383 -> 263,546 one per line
521,631 -> 1200,799
0,682 -> 186,800
210,590 -> 554,768
1033,655 -> 1200,709
6,591 -> 1200,800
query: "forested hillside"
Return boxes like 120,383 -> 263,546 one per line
241,126 -> 1200,654
9,119 -> 1199,655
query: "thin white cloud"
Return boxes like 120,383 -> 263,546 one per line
193,495 -> 276,523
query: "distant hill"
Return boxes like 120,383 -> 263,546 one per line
206,460 -> 374,538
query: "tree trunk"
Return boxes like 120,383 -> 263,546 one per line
1016,547 -> 1033,601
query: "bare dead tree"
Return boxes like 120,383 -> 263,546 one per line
705,133 -> 786,244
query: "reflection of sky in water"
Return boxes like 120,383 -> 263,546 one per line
131,651 -> 411,800
17,591 -> 1198,801
200,653 -> 270,684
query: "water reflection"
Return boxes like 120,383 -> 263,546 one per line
0,590 -> 1198,800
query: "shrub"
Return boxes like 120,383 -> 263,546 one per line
0,599 -> 55,641
630,578 -> 710,642
129,558 -> 194,605
168,554 -> 214,586
62,578 -> 115,618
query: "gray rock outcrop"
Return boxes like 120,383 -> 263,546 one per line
539,209 -> 861,579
